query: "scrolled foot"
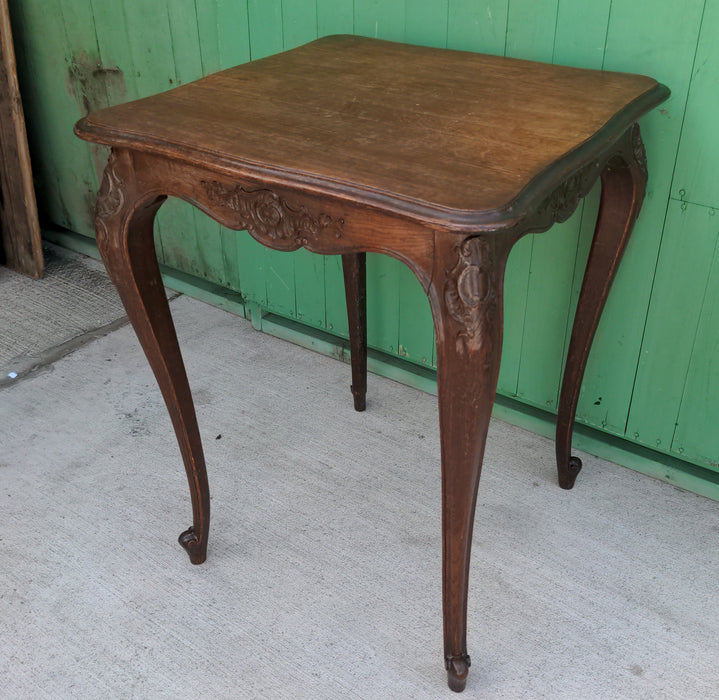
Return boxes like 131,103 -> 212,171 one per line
558,455 -> 583,490
178,526 -> 207,564
445,653 -> 471,692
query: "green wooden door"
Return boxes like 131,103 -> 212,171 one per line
8,0 -> 719,491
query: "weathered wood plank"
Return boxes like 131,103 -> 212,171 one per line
215,0 -> 251,69
672,210 -> 719,472
367,254 -> 400,356
516,214 -> 583,411
294,248 -> 327,328
0,0 -> 42,277
283,0 -> 317,49
577,0 -> 705,435
552,0 -> 611,68
405,0 -> 448,48
355,0 -> 406,41
397,261 -> 434,368
317,0 -> 354,36
446,0 -> 508,54
513,0 -> 612,411
505,0 -> 558,62
672,0 -> 719,209
627,201 -> 718,453
325,254 -> 350,338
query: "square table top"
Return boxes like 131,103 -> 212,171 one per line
76,35 -> 668,229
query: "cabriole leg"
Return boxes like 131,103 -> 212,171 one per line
431,233 -> 511,691
556,124 -> 648,489
95,149 -> 210,564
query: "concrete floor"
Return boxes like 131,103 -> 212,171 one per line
1,245 -> 718,699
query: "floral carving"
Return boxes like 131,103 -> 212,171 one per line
201,180 -> 343,247
535,159 -> 601,227
444,236 -> 497,356
95,151 -> 126,242
631,123 -> 648,179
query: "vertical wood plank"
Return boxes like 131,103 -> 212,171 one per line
237,235 -> 269,308
626,201 -> 717,452
157,199 -> 202,277
446,0 -> 508,54
166,0 -> 203,85
367,254 -> 400,355
89,0 -> 137,101
193,209 -> 226,286
397,261 -> 434,368
7,0 -> 67,232
405,0 -> 448,48
294,248 -> 326,328
496,229 -> 531,396
264,249 -> 297,319
552,0 -> 611,68
216,0 -> 251,69
576,0 -> 705,434
317,0 -> 354,36
247,0 -> 284,59
504,0 -> 558,61
45,0 -> 102,235
672,0 -> 719,208
195,1 -> 220,75
511,0 -> 613,410
122,0 -> 177,96
447,0 -> 509,56
282,0 -> 317,49
0,0 -> 42,277
516,214 -> 583,411
551,0 -> 611,408
672,216 -> 719,471
325,254 -> 350,338
355,0 -> 406,41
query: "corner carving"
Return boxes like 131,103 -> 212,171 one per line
444,236 -> 497,356
535,159 -> 601,228
95,151 -> 126,243
631,122 -> 648,180
201,180 -> 344,248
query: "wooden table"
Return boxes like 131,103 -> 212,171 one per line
75,35 -> 669,692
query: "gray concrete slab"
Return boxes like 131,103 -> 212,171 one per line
1,249 -> 718,698
0,245 -> 126,375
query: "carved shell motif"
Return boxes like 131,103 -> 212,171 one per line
444,236 -> 496,356
201,180 -> 343,247
95,151 -> 126,243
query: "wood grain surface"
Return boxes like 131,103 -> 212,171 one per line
76,35 -> 667,228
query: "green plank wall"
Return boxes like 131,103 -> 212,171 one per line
8,0 -> 719,486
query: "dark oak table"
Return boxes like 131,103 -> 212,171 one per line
75,35 -> 669,692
